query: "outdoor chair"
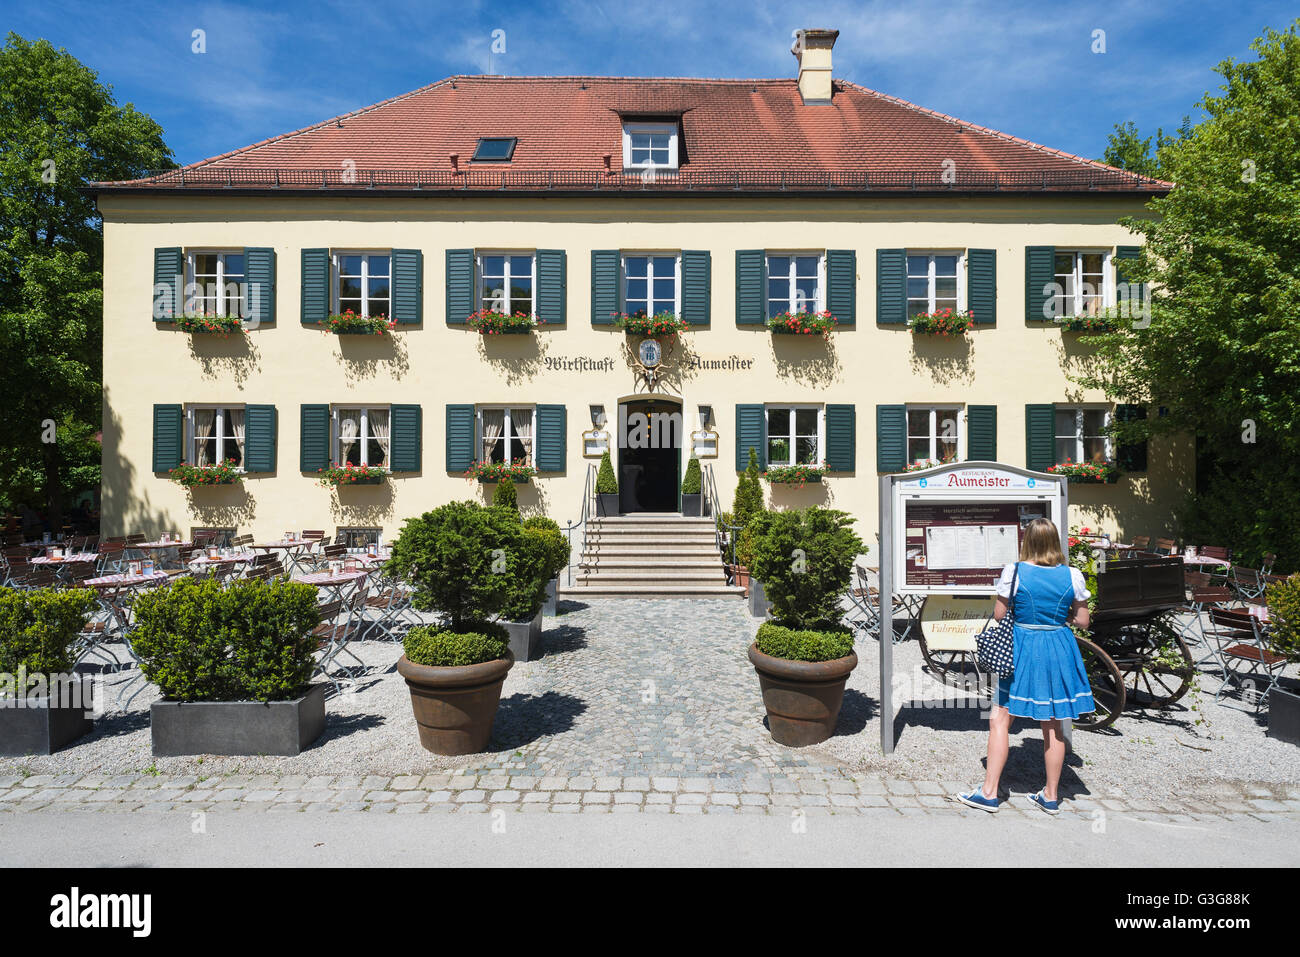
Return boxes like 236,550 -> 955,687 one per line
845,564 -> 880,638
1153,537 -> 1178,556
1179,571 -> 1237,659
312,600 -> 365,694
1232,553 -> 1277,602
360,577 -> 419,641
231,534 -> 254,548
1204,607 -> 1287,712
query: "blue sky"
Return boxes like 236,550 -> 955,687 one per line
7,0 -> 1297,167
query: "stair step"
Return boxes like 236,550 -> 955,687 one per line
584,535 -> 716,545
577,569 -> 726,582
579,559 -> 723,569
591,515 -> 714,524
558,584 -> 745,598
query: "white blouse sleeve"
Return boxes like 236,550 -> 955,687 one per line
1070,566 -> 1090,601
994,563 -> 1017,599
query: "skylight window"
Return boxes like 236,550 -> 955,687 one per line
472,137 -> 517,162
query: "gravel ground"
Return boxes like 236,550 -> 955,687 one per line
3,600 -> 1297,804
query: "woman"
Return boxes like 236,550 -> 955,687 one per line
956,518 -> 1094,815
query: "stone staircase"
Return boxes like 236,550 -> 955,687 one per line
557,515 -> 744,599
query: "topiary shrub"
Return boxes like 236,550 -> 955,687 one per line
732,447 -> 765,531
523,516 -> 571,580
1266,574 -> 1300,663
754,621 -> 855,662
131,576 -> 320,702
749,506 -> 862,634
404,622 -> 510,667
682,456 -> 702,494
596,450 -> 618,494
0,587 -> 96,687
492,476 -> 519,511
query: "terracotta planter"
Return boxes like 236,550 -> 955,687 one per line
397,652 -> 513,755
732,564 -> 751,595
748,642 -> 857,747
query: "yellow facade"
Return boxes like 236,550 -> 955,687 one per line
99,192 -> 1193,546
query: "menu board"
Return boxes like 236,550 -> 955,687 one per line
904,501 -> 1047,588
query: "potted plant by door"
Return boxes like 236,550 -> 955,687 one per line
493,508 -> 557,661
0,587 -> 98,756
386,501 -> 529,754
1265,575 -> 1300,745
131,577 -> 324,756
729,447 -> 766,593
523,516 -> 571,617
596,450 -> 620,517
746,507 -> 863,746
681,455 -> 703,516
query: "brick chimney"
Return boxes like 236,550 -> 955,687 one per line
791,28 -> 839,104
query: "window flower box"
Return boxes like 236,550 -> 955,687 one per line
318,463 -> 388,486
767,311 -> 839,339
908,309 -> 974,336
1047,461 -> 1121,484
763,465 -> 826,486
903,457 -> 957,473
169,460 -> 243,486
1054,309 -> 1119,333
323,310 -> 396,336
465,460 -> 537,483
614,312 -> 689,337
468,309 -> 543,335
175,313 -> 245,335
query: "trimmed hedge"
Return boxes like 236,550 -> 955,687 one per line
596,450 -> 618,494
523,516 -> 571,580
130,577 -> 320,702
755,621 -> 855,663
492,476 -> 519,511
1266,574 -> 1300,663
682,456 -> 702,494
404,622 -> 510,667
0,586 -> 96,680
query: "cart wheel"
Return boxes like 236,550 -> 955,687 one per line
1074,636 -> 1124,731
918,633 -> 991,695
1124,632 -> 1194,709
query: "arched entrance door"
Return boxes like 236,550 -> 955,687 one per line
617,396 -> 683,513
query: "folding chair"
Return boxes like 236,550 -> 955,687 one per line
845,564 -> 880,638
1179,571 -> 1237,663
1205,607 -> 1287,711
312,600 -> 365,694
1232,554 -> 1276,602
1153,537 -> 1177,556
361,576 -> 420,641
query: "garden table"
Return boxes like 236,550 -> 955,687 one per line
188,551 -> 258,582
84,571 -> 172,708
134,539 -> 194,570
294,569 -> 373,683
31,551 -> 99,565
255,540 -> 317,576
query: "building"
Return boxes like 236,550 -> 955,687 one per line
91,27 -> 1189,574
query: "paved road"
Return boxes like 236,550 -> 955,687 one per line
4,808 -> 1298,867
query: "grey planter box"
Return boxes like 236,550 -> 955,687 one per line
150,683 -> 326,757
749,579 -> 773,619
0,681 -> 95,756
543,578 -> 558,617
597,493 -> 620,517
503,609 -> 544,661
1268,680 -> 1300,747
681,493 -> 702,516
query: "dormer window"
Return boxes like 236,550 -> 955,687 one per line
622,122 -> 678,171
472,137 -> 517,162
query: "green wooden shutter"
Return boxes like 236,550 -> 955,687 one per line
875,404 -> 906,472
1024,246 -> 1056,323
876,249 -> 906,324
1025,404 -> 1055,472
735,404 -> 766,470
536,249 -> 566,326
445,404 -> 475,472
243,247 -> 276,326
735,250 -> 765,325
1115,403 -> 1148,472
391,249 -> 423,324
445,249 -> 474,325
825,250 -> 856,325
243,405 -> 277,472
300,248 -> 330,325
1114,245 -> 1142,313
1114,245 -> 1141,284
967,405 -> 997,461
825,404 -> 856,472
967,248 -> 996,325
681,250 -> 711,326
153,247 -> 182,321
590,250 -> 619,325
300,404 -> 330,472
535,404 -> 567,473
152,404 -> 183,472
389,404 -> 422,472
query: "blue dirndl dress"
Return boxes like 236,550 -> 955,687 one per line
996,562 -> 1095,720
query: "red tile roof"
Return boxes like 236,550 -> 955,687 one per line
96,76 -> 1172,193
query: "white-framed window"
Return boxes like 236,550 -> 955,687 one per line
186,405 -> 246,469
766,253 -> 824,316
477,252 -> 535,315
765,405 -> 823,467
906,252 -> 964,318
622,254 -> 679,316
185,251 -> 245,317
333,406 -> 391,468
337,527 -> 382,551
1055,406 -> 1111,464
1053,250 -> 1112,318
906,406 -> 963,466
333,252 -> 391,318
478,406 -> 535,466
622,122 -> 678,171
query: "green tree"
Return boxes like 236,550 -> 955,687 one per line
1076,22 -> 1300,569
732,447 -> 764,528
1098,119 -> 1188,180
0,33 -> 173,526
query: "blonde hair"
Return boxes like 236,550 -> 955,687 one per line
1020,518 -> 1067,566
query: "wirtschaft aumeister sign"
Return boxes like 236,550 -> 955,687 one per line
877,462 -> 1069,754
